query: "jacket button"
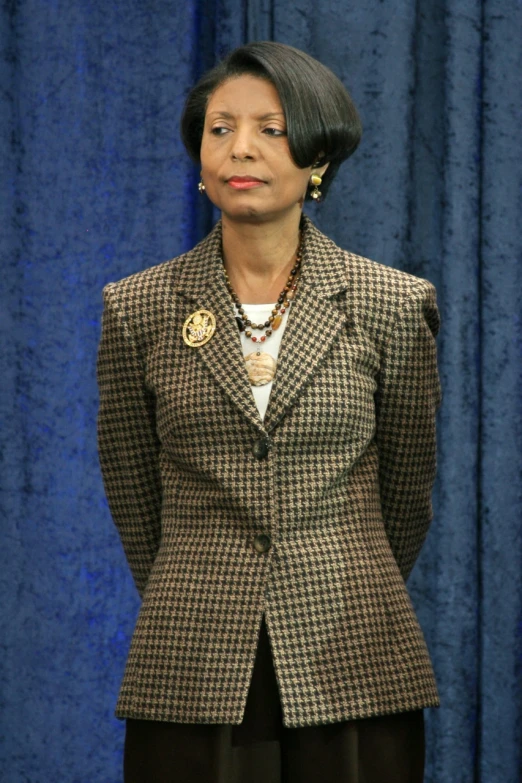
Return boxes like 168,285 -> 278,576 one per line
252,438 -> 269,460
253,534 -> 272,554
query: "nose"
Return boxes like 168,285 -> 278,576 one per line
230,125 -> 256,161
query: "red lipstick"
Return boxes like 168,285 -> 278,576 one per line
227,176 -> 265,190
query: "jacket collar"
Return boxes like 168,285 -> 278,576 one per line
174,215 -> 349,433
175,215 -> 347,301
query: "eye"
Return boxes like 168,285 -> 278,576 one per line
263,127 -> 286,137
210,126 -> 230,136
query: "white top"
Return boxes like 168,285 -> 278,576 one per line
239,303 -> 289,421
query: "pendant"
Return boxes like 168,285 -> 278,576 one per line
245,352 -> 277,387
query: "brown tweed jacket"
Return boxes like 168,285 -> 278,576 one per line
97,215 -> 441,727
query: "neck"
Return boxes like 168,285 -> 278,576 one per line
221,212 -> 302,304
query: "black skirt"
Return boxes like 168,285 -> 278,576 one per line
124,618 -> 425,783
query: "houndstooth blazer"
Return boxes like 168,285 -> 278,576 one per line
97,215 -> 441,727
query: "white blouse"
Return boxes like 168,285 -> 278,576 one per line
239,302 -> 289,421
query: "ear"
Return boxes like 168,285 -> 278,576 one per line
312,160 -> 330,179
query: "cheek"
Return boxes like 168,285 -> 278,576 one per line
199,140 -> 218,175
272,166 -> 308,194
280,163 -> 310,195
199,148 -> 211,177
294,173 -> 311,197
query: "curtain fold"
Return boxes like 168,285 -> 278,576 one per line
413,2 -> 484,779
479,4 -> 522,779
1,1 -> 520,780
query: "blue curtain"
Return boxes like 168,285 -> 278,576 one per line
1,1 -> 521,780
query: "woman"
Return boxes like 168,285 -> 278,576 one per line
97,41 -> 441,783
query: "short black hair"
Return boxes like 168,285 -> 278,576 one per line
181,41 -> 362,201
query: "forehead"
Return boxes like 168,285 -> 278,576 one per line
205,75 -> 284,117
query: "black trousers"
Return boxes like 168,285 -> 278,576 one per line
124,619 -> 425,783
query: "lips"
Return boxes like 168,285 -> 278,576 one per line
227,176 -> 265,190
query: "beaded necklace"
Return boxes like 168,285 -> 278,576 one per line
223,243 -> 302,387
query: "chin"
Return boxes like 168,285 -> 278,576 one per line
220,200 -> 301,225
221,204 -> 271,223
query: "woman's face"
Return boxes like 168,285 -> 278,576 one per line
200,75 -> 317,224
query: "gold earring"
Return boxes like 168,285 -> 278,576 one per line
198,179 -> 206,193
310,173 -> 322,201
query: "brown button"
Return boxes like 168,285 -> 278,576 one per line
253,534 -> 272,554
252,438 -> 269,460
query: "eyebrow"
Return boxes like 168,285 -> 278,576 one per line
206,111 -> 285,120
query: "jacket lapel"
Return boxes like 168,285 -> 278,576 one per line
175,223 -> 265,432
263,217 -> 349,431
174,217 -> 348,434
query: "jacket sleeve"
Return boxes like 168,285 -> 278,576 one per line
375,280 -> 441,581
96,285 -> 162,597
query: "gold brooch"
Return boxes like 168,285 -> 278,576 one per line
182,309 -> 216,347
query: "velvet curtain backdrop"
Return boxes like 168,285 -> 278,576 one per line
1,1 -> 521,780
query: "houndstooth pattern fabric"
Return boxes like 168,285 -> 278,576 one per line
96,216 -> 441,727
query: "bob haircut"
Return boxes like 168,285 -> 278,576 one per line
181,41 -> 362,201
